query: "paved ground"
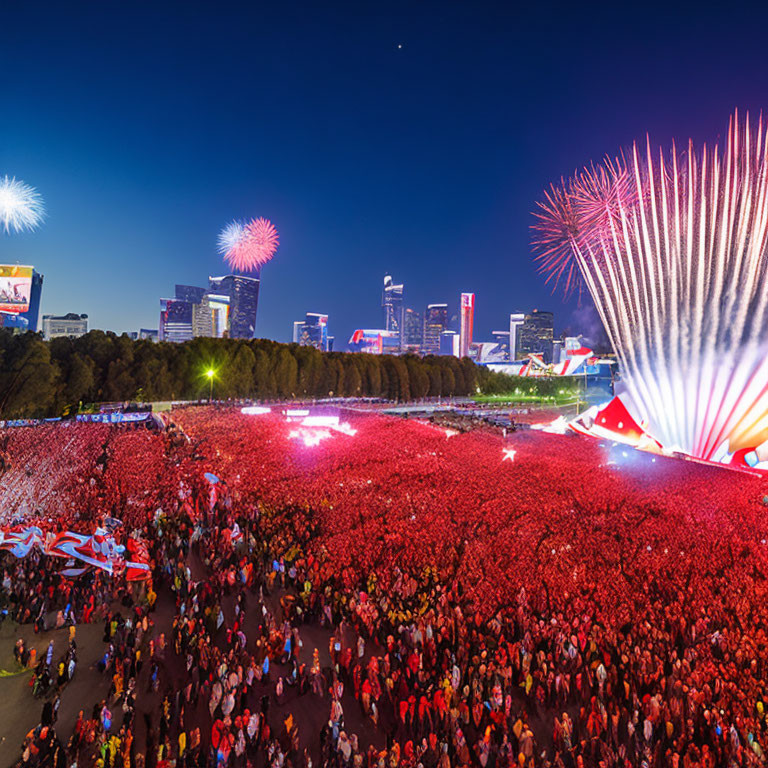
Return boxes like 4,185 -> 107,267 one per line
0,568 -> 385,767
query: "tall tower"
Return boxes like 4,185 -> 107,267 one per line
509,312 -> 525,361
518,309 -> 554,362
382,274 -> 404,346
423,303 -> 448,354
459,293 -> 475,358
208,273 -> 261,339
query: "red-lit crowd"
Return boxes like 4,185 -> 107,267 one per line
3,407 -> 768,768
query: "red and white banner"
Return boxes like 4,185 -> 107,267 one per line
0,524 -> 151,581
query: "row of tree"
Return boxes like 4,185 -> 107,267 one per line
0,330 -> 586,418
0,330 -> 532,417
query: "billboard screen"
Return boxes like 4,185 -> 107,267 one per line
0,265 -> 33,314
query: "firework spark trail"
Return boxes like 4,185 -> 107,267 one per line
0,176 -> 45,234
533,112 -> 768,460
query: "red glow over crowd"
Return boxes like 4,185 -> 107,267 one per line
2,407 -> 768,768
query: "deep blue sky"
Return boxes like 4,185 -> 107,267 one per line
1,1 -> 766,344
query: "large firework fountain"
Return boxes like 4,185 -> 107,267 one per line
532,112 -> 768,461
0,175 -> 45,235
217,217 -> 279,273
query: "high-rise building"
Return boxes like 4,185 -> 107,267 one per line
159,298 -> 194,343
175,285 -> 207,304
208,274 -> 261,339
382,275 -> 404,346
509,312 -> 525,360
440,330 -> 460,356
459,292 -> 475,358
518,309 -> 555,362
423,303 -> 448,354
42,313 -> 88,341
402,308 -> 422,352
191,295 -> 213,338
139,328 -> 158,342
207,294 -> 230,338
292,321 -> 303,344
296,312 -> 330,351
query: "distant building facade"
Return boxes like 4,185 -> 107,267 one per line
423,304 -> 448,354
42,312 -> 88,341
209,274 -> 260,339
402,308 -> 422,352
348,329 -> 399,354
159,298 -> 194,343
191,295 -> 213,338
440,330 -> 460,356
459,292 -> 475,358
509,312 -> 525,360
175,285 -> 207,304
296,313 -> 330,351
518,309 -> 554,362
382,275 -> 404,346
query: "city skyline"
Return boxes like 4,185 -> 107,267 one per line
5,2 -> 768,343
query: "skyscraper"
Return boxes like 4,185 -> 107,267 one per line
191,295 -> 213,338
159,298 -> 194,342
208,274 -> 261,339
382,274 -> 404,345
207,294 -> 230,338
423,303 -> 448,354
518,309 -> 554,362
509,312 -> 525,361
440,330 -> 460,356
402,308 -> 422,352
175,285 -> 207,304
459,293 -> 475,358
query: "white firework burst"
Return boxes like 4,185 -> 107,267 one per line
534,112 -> 768,461
0,176 -> 45,234
217,220 -> 246,255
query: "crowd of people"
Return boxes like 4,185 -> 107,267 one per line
2,406 -> 768,768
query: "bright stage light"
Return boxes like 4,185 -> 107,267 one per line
241,406 -> 271,415
285,409 -> 310,420
302,415 -> 339,427
286,411 -> 357,446
289,428 -> 333,447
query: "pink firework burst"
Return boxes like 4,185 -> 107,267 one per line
570,155 -> 636,239
530,181 -> 583,295
220,217 -> 279,273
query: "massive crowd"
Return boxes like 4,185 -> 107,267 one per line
1,406 -> 768,768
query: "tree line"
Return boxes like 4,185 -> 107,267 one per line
0,330 -> 550,418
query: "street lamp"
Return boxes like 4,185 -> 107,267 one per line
206,368 -> 215,403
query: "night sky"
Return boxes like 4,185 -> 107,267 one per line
2,1 -> 767,344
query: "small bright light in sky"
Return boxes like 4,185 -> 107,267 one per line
397,44 -> 403,49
